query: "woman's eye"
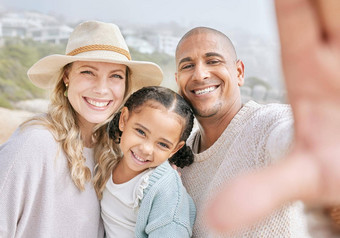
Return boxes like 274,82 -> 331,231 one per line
111,74 -> 124,79
80,70 -> 94,75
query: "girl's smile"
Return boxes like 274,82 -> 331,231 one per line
113,103 -> 185,183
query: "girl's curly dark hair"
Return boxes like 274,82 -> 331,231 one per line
108,86 -> 194,168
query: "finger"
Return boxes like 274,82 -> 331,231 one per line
275,0 -> 320,55
205,153 -> 319,233
316,0 -> 340,42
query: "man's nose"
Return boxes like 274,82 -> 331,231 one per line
192,63 -> 209,81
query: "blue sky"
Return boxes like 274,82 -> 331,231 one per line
1,0 -> 279,40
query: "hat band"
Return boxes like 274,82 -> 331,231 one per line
67,44 -> 131,60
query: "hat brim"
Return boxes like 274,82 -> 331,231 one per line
27,52 -> 163,91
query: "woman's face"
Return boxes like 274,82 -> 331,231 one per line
64,61 -> 127,134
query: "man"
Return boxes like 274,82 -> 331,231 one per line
205,0 -> 340,234
175,0 -> 340,236
175,25 -> 308,238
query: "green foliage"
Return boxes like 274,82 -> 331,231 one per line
0,38 -> 177,109
0,38 -> 65,108
130,47 -> 175,70
0,93 -> 13,109
130,47 -> 176,89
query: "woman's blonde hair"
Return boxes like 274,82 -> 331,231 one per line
23,63 -> 131,191
93,125 -> 123,199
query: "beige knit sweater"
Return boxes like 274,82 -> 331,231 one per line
180,101 -> 333,238
0,125 -> 104,237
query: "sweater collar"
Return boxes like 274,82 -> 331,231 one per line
189,100 -> 261,161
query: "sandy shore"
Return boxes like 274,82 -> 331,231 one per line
0,107 -> 36,144
0,99 -> 49,144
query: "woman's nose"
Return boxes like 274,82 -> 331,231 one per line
93,76 -> 109,94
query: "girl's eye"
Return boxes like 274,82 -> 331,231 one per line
158,142 -> 170,149
136,128 -> 145,136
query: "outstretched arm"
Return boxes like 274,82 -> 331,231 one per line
205,0 -> 340,232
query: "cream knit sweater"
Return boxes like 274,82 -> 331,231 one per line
0,125 -> 104,237
180,101 -> 310,237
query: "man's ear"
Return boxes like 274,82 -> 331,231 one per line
169,141 -> 185,158
236,59 -> 245,86
175,72 -> 178,83
119,107 -> 129,131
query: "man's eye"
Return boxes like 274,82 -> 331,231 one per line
181,64 -> 194,70
207,60 -> 220,65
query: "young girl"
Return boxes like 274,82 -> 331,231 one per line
94,86 -> 196,237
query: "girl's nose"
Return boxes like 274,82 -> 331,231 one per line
141,141 -> 153,156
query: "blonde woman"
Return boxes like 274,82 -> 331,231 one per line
0,21 -> 162,237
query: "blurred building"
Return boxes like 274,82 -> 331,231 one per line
125,35 -> 155,54
156,35 -> 179,56
0,11 -> 72,44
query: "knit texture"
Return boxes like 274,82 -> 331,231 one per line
180,101 -> 311,238
0,125 -> 104,238
135,160 -> 196,238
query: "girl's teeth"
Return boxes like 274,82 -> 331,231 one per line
133,152 -> 146,162
195,86 -> 216,95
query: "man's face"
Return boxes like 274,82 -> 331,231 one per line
175,32 -> 244,120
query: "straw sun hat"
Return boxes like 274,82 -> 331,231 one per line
27,20 -> 163,91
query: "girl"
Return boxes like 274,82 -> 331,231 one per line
0,21 -> 162,237
94,86 -> 196,237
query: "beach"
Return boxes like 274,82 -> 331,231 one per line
0,99 -> 48,144
0,107 -> 34,144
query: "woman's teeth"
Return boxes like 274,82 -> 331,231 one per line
87,98 -> 109,107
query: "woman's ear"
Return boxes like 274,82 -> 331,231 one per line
169,141 -> 185,158
63,73 -> 69,85
63,66 -> 71,84
119,107 -> 129,131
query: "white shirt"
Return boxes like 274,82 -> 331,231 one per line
101,169 -> 154,238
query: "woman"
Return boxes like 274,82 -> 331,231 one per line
0,20 -> 162,237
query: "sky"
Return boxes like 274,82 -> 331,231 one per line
1,0 -> 279,41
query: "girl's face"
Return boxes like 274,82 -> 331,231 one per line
118,104 -> 185,179
64,61 -> 126,135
